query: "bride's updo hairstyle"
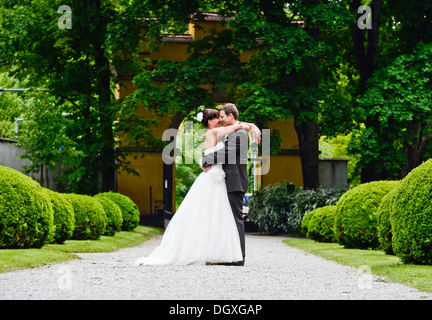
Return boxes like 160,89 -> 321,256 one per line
200,109 -> 219,128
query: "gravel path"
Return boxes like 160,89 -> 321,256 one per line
0,234 -> 431,300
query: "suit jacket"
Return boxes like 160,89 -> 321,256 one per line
201,129 -> 249,193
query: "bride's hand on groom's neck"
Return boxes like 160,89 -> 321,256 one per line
251,128 -> 261,144
237,121 -> 261,144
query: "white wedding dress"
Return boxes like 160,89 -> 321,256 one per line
135,141 -> 243,265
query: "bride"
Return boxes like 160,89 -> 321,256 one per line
135,108 -> 251,265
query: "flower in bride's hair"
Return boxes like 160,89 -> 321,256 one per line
197,112 -> 203,122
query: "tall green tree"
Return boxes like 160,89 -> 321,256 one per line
0,0 -> 163,194
0,72 -> 23,139
347,0 -> 432,182
350,42 -> 432,180
229,0 -> 354,188
17,91 -> 80,189
0,0 -> 117,194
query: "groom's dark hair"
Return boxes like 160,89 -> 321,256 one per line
220,103 -> 238,120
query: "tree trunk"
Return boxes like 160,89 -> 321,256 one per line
350,0 -> 384,182
360,163 -> 388,183
400,121 -> 431,178
350,0 -> 383,92
92,0 -> 116,193
294,117 -> 320,189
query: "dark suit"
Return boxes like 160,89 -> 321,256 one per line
201,129 -> 249,264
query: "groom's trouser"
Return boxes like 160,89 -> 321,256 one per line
227,191 -> 246,261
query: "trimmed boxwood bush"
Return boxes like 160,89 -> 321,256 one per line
376,188 -> 397,255
391,159 -> 432,264
0,165 -> 53,248
97,192 -> 140,231
300,210 -> 316,236
334,180 -> 398,249
46,189 -> 75,244
306,205 -> 337,243
94,194 -> 123,236
65,194 -> 107,240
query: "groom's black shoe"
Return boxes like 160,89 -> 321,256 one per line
216,259 -> 245,266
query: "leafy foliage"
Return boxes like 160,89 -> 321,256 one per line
0,165 -> 53,248
97,192 -> 140,231
350,43 -> 432,180
391,159 -> 432,265
248,182 -> 346,233
174,120 -> 205,207
0,0 -> 124,194
376,188 -> 397,255
0,0 -> 431,197
45,189 -> 75,244
17,92 -> 83,190
334,180 -> 398,249
306,205 -> 337,243
66,193 -> 107,241
94,194 -> 123,236
0,72 -> 23,139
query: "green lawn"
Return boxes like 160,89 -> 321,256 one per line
0,225 -> 162,274
284,238 -> 432,294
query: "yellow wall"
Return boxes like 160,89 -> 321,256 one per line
116,80 -> 177,215
262,155 -> 303,187
269,118 -> 299,150
140,41 -> 192,62
262,118 -> 303,187
117,152 -> 165,214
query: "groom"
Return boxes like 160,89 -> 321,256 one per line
200,103 -> 260,266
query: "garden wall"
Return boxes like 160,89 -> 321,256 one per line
319,158 -> 348,189
0,138 -> 57,190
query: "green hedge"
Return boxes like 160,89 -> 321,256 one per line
97,192 -> 140,231
306,205 -> 337,243
94,194 -> 123,236
376,188 -> 397,255
66,194 -> 107,240
0,165 -> 145,248
248,183 -> 295,233
391,159 -> 432,264
46,189 -> 75,244
300,210 -> 315,236
0,165 -> 53,248
248,183 -> 347,234
334,180 -> 398,249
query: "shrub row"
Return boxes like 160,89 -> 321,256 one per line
301,181 -> 398,249
302,205 -> 337,243
301,158 -> 432,265
390,159 -> 432,265
0,166 -> 53,248
248,183 -> 347,234
0,165 -> 140,249
334,180 -> 399,249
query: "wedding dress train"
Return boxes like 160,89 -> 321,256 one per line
135,142 -> 243,265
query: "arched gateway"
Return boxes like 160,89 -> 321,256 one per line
115,12 -> 303,227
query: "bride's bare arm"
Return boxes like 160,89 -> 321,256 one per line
213,123 -> 250,139
203,123 -> 250,150
239,121 -> 261,144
